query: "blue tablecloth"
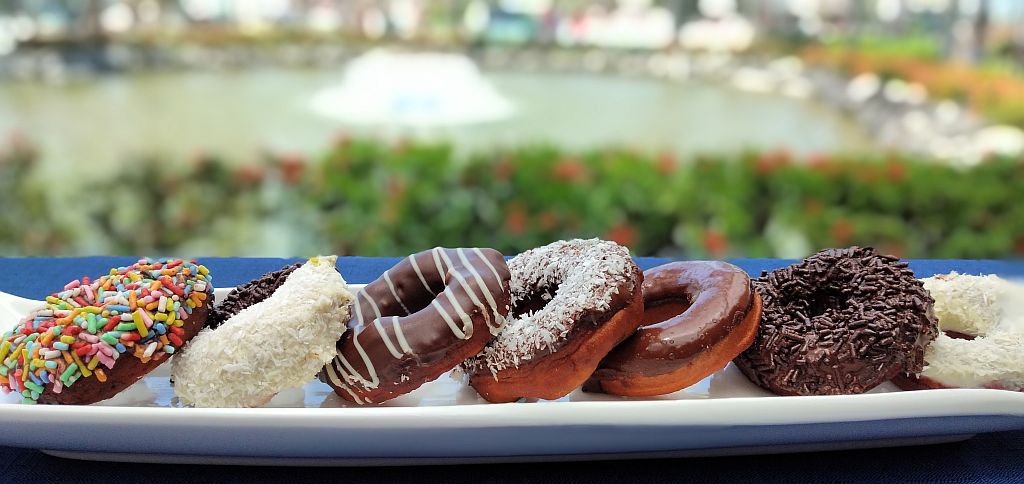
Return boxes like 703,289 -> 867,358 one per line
0,256 -> 1021,483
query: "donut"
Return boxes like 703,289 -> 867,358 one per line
172,256 -> 352,407
463,238 -> 643,403
591,261 -> 762,396
0,259 -> 213,405
734,247 -> 938,396
893,273 -> 1024,391
320,248 -> 511,404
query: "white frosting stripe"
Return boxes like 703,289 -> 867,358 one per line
324,360 -> 364,404
383,271 -> 411,315
409,254 -> 436,295
373,317 -> 404,358
432,299 -> 466,340
392,316 -> 412,354
457,248 -> 502,330
337,331 -> 380,389
443,287 -> 474,339
473,247 -> 505,290
353,292 -> 367,329
431,247 -> 446,281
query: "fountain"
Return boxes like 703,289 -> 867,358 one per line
309,49 -> 515,127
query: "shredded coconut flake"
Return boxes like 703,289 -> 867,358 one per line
920,272 -> 1024,390
172,256 -> 353,407
465,238 -> 635,375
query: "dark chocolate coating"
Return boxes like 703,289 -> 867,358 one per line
320,248 -> 511,404
208,264 -> 301,328
734,246 -> 938,396
595,261 -> 754,377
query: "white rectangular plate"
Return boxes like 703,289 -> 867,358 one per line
1,287 -> 1023,466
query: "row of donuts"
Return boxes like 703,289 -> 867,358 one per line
2,241 -> 1020,406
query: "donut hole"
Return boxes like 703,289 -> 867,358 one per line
397,289 -> 435,317
513,284 -> 560,318
640,297 -> 692,326
805,289 -> 851,318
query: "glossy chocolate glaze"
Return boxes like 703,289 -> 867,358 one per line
320,248 -> 511,404
595,261 -> 753,377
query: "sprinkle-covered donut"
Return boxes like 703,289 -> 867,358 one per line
592,261 -> 762,397
464,238 -> 643,403
320,247 -> 511,404
734,247 -> 938,396
172,256 -> 352,407
893,273 -> 1024,391
1,259 -> 213,405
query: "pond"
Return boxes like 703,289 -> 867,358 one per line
0,67 -> 872,172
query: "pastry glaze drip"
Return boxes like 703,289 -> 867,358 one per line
321,247 -> 511,404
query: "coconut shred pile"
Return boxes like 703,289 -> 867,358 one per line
465,239 -> 635,375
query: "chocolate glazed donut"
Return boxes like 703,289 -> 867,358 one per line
320,248 -> 511,404
591,261 -> 762,397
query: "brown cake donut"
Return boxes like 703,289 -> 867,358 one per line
591,261 -> 762,397
1,259 -> 212,405
320,248 -> 511,404
734,247 -> 938,396
464,239 -> 643,403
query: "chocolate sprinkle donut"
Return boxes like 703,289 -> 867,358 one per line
734,247 -> 938,396
208,264 -> 302,328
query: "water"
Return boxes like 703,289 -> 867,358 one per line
0,68 -> 871,172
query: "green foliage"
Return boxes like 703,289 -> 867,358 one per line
3,138 -> 1023,259
0,135 -> 70,255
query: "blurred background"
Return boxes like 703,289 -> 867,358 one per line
1,0 -> 1023,259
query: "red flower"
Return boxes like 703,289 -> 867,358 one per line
503,203 -> 528,235
538,210 -> 558,231
830,219 -> 854,245
656,152 -> 677,174
754,149 -> 790,175
702,228 -> 728,258
493,158 -> 515,181
885,162 -> 907,182
278,153 -> 305,185
551,158 -> 589,183
605,221 -> 636,248
234,165 -> 265,187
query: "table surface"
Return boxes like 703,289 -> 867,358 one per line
0,256 -> 1022,483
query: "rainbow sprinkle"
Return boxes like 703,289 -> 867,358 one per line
0,259 -> 212,404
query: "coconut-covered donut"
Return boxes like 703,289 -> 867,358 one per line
464,239 -> 643,403
591,261 -> 762,396
1,259 -> 213,405
320,248 -> 511,404
735,247 -> 938,396
172,256 -> 352,407
893,273 -> 1024,391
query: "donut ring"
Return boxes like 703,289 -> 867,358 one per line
1,259 -> 213,405
735,247 -> 938,396
172,256 -> 352,407
320,248 -> 511,405
464,239 -> 643,403
592,261 -> 762,396
893,273 -> 1024,391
